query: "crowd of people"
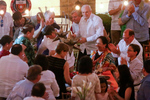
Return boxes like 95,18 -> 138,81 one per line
0,0 -> 150,100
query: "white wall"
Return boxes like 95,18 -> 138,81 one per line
96,0 -> 109,14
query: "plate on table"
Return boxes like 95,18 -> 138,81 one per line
98,75 -> 110,80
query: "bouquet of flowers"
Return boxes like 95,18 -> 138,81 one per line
70,71 -> 79,79
72,80 -> 92,100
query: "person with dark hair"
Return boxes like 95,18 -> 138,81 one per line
34,54 -> 59,100
0,44 -> 28,99
0,35 -> 13,58
12,11 -> 32,40
37,25 -> 75,71
35,11 -> 60,55
99,78 -> 110,100
47,42 -> 71,99
7,65 -> 43,100
71,56 -> 101,100
108,28 -> 143,66
121,44 -> 142,99
137,60 -> 150,100
91,36 -> 118,90
109,65 -> 135,100
36,25 -> 59,55
14,24 -> 35,66
23,82 -> 46,100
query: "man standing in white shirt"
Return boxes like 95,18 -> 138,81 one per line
108,0 -> 123,44
0,1 -> 13,39
70,10 -> 81,34
108,28 -> 143,65
0,44 -> 29,99
73,5 -> 104,55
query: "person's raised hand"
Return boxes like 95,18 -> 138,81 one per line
121,57 -> 127,65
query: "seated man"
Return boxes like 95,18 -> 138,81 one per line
23,82 -> 46,100
0,44 -> 29,100
108,28 -> 143,65
137,60 -> 150,100
7,65 -> 42,100
121,44 -> 143,100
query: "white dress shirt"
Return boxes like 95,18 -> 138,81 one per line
37,36 -> 59,54
39,70 -> 59,100
127,58 -> 143,85
113,38 -> 143,65
0,54 -> 28,98
71,22 -> 79,33
0,12 -> 13,38
75,13 -> 104,54
108,0 -> 123,30
38,36 -> 75,68
7,79 -> 34,100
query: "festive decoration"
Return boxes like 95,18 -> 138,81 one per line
70,71 -> 79,78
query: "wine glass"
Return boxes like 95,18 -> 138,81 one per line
99,63 -> 103,75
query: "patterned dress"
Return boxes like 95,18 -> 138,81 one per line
14,36 -> 35,66
71,73 -> 101,100
90,49 -> 116,71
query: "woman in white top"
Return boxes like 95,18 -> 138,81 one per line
34,54 -> 60,100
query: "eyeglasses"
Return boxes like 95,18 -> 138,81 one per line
127,49 -> 134,52
1,19 -> 3,27
122,36 -> 130,40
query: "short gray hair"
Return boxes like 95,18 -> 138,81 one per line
0,0 -> 7,6
44,11 -> 55,21
81,5 -> 92,12
71,10 -> 81,16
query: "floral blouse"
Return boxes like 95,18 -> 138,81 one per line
14,36 -> 35,66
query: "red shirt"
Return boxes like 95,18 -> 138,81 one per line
0,50 -> 10,58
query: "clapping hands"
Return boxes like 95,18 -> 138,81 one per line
127,4 -> 135,16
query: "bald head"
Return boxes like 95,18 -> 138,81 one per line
123,29 -> 134,45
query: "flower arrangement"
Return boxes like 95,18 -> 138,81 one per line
72,80 -> 92,100
70,71 -> 79,79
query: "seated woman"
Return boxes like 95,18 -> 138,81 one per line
91,36 -> 117,72
14,24 -> 35,66
0,35 -> 13,58
34,54 -> 60,100
91,36 -> 118,90
71,56 -> 101,100
47,42 -> 71,99
109,65 -> 135,100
